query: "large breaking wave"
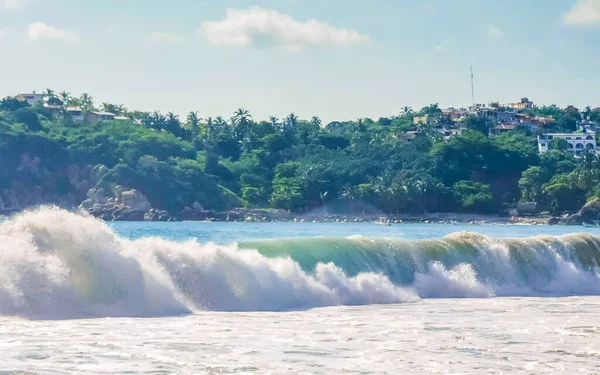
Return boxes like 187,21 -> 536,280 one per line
1,207 -> 600,319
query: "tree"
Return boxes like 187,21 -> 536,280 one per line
44,89 -> 55,101
187,111 -> 200,140
519,166 -> 544,202
401,106 -> 413,115
80,93 -> 94,111
311,116 -> 322,128
549,138 -> 569,151
269,116 -> 280,131
453,180 -> 494,213
463,114 -> 492,135
284,113 -> 299,132
0,97 -> 28,111
59,91 -> 71,106
102,102 -> 118,114
232,108 -> 252,139
14,108 -> 44,132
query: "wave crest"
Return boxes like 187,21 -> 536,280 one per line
2,207 -> 600,319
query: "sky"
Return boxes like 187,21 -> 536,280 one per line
1,0 -> 600,123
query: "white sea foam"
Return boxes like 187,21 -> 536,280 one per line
2,207 -> 600,319
0,207 -> 417,318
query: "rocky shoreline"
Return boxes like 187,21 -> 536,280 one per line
3,180 -> 600,226
0,206 -> 567,225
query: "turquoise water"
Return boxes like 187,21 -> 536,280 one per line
107,221 -> 599,243
3,209 -> 600,373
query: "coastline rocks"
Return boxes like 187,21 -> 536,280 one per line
79,186 -> 159,221
562,198 -> 600,225
120,189 -> 152,212
144,209 -> 175,221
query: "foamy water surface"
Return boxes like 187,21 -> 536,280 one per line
1,208 -> 600,373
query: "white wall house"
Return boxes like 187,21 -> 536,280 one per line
87,111 -> 115,123
66,106 -> 85,122
538,132 -> 598,155
16,92 -> 44,105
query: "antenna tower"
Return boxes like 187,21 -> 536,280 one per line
470,66 -> 475,111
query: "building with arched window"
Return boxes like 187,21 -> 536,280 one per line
538,132 -> 598,156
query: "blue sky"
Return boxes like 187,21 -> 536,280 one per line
1,0 -> 599,122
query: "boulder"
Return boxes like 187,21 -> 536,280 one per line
120,189 -> 151,212
87,188 -> 108,205
111,185 -> 128,198
79,186 -> 153,221
144,209 -> 175,222
562,198 -> 600,225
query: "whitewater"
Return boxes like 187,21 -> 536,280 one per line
1,207 -> 600,373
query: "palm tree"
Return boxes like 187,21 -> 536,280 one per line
285,113 -> 299,132
102,102 -> 117,113
232,108 -> 252,139
59,91 -> 70,106
80,93 -> 94,111
341,185 -> 357,213
311,116 -> 322,127
44,88 -> 55,100
269,116 -> 280,130
584,106 -> 592,120
187,111 -> 200,140
116,104 -> 127,115
401,106 -> 413,115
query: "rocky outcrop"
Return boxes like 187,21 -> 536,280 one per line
121,189 -> 152,212
562,198 -> 600,225
78,185 -> 175,221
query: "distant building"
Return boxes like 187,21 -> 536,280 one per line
492,123 -> 516,135
442,107 -> 467,122
16,91 -> 44,106
479,109 -> 517,123
538,131 -> 598,156
87,111 -> 115,123
505,97 -> 534,110
66,106 -> 85,122
413,114 -> 429,125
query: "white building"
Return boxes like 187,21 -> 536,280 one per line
87,111 -> 115,122
16,92 -> 44,105
538,132 -> 598,155
66,106 -> 85,122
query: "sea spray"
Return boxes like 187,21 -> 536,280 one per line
2,207 -> 600,319
0,207 -> 416,318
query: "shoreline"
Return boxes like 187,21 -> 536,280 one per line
0,208 -> 558,225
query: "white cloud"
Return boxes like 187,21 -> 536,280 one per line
563,0 -> 600,25
27,22 -> 80,43
150,31 -> 186,43
433,45 -> 446,52
487,26 -> 505,39
200,7 -> 370,48
0,0 -> 26,9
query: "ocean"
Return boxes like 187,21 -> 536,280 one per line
1,207 -> 599,374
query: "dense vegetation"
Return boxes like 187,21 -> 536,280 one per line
1,91 -> 600,215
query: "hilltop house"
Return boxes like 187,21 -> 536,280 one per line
87,111 -> 115,122
413,114 -> 429,125
538,130 -> 598,156
491,123 -> 517,135
505,97 -> 535,110
16,92 -> 44,106
66,106 -> 85,122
